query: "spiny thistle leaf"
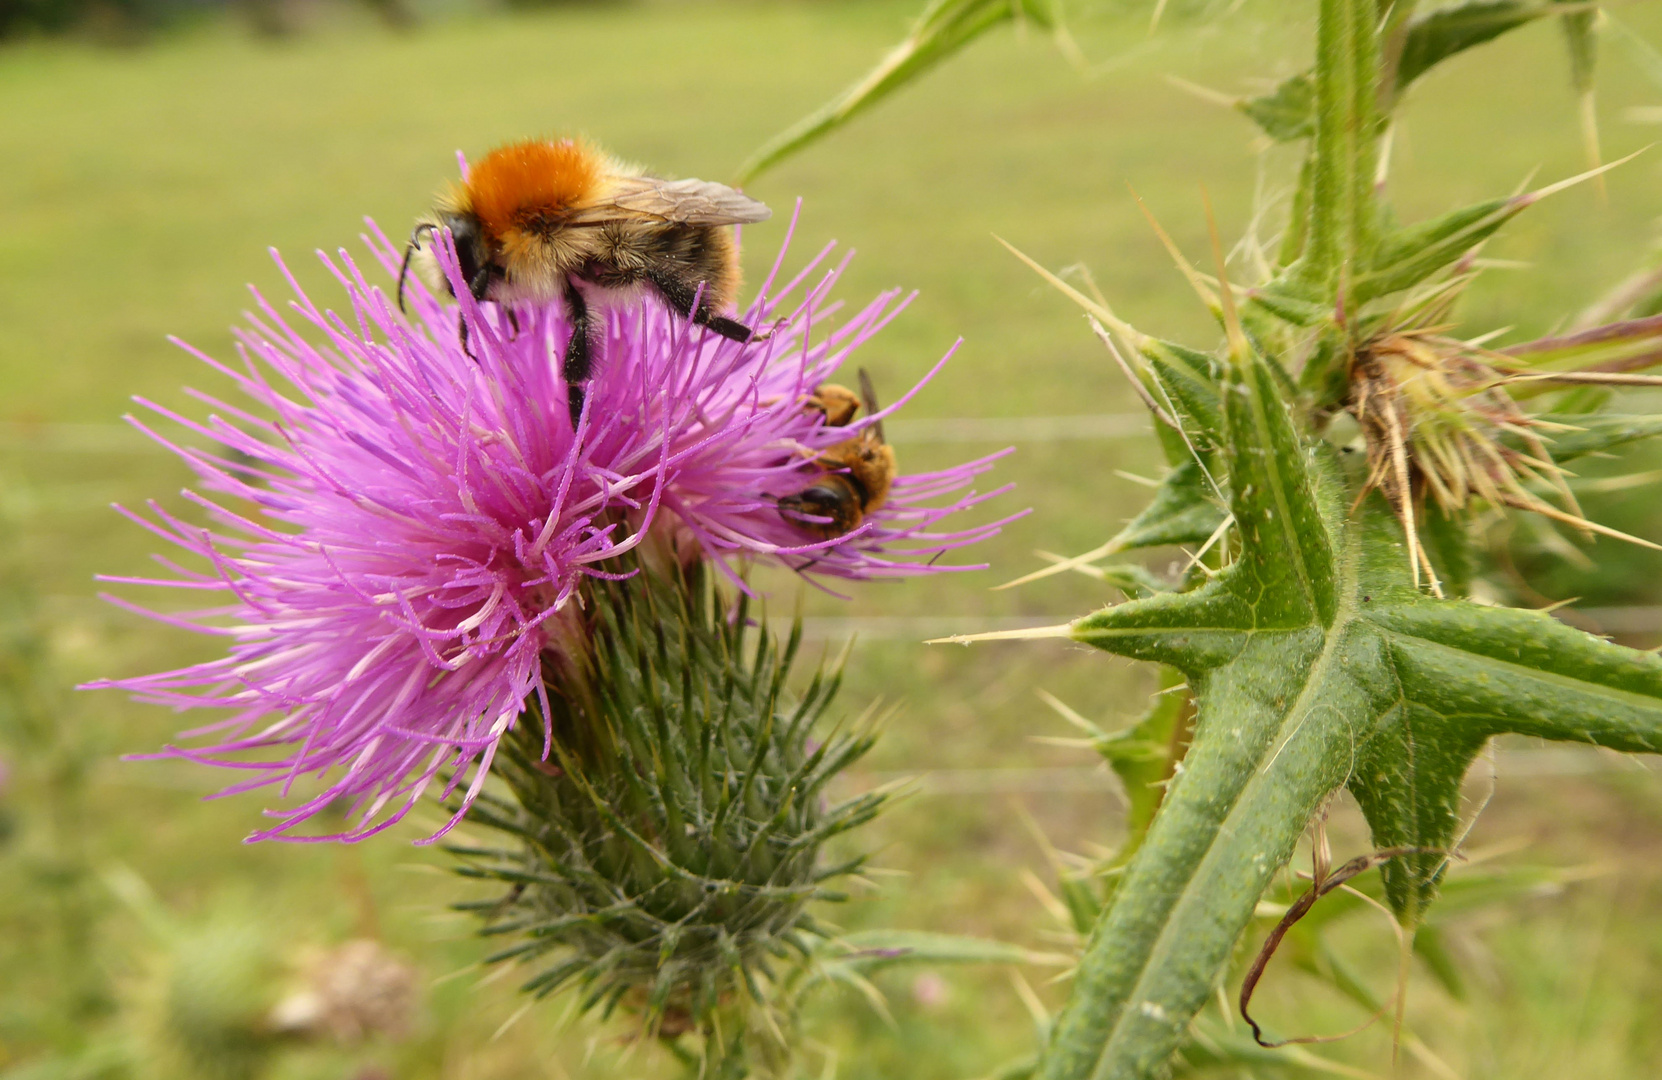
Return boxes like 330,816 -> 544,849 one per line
1080,564 -> 1178,598
821,929 -> 1069,972
1023,361 -> 1662,1080
1035,407 -> 1662,1080
1348,156 -> 1633,304
1137,340 -> 1227,453
1395,0 -> 1551,95
1246,278 -> 1330,327
993,266 -> 1662,1080
1087,671 -> 1191,868
1238,72 -> 1314,142
1356,195 -> 1517,302
1533,413 -> 1662,459
1240,2 -> 1554,144
1069,668 -> 1194,912
735,0 -> 1072,183
998,461 -> 1224,591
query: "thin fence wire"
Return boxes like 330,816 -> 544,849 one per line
850,747 -> 1658,796
104,748 -> 1655,796
4,415 -> 1153,454
42,594 -> 1662,638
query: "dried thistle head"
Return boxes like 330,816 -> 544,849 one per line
269,939 -> 420,1043
1348,327 -> 1654,593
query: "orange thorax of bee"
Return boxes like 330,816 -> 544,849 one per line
459,139 -> 605,240
824,433 -> 895,515
804,384 -> 862,428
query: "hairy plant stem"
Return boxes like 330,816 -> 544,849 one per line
1039,4 -> 1390,1077
1041,643 -> 1352,1079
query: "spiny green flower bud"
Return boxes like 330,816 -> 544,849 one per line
446,555 -> 885,1065
142,921 -> 283,1080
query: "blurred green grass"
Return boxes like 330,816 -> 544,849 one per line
4,1 -> 1662,1076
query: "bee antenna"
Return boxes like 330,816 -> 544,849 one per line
397,223 -> 438,315
858,368 -> 885,443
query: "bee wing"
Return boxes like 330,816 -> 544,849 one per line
857,368 -> 886,444
570,176 -> 771,226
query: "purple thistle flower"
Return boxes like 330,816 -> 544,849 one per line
85,207 -> 1016,843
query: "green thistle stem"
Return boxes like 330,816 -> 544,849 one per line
1039,630 -> 1364,1080
1297,0 -> 1385,296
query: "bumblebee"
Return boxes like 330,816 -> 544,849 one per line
779,370 -> 897,540
397,137 -> 771,426
801,382 -> 862,428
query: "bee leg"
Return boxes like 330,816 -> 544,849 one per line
505,307 -> 521,340
447,266 -> 495,363
561,281 -> 594,430
396,223 -> 437,315
456,316 -> 476,361
746,317 -> 791,343
704,314 -> 758,343
646,269 -> 756,344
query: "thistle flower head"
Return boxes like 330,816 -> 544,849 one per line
87,210 -> 1013,842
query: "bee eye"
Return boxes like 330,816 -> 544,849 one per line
804,487 -> 844,509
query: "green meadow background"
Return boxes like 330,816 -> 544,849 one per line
6,1 -> 1662,1076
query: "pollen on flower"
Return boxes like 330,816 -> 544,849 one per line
83,206 -> 1017,844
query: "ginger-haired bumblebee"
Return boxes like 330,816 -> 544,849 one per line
779,370 -> 897,540
398,137 -> 771,426
802,382 -> 862,428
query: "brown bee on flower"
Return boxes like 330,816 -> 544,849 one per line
779,369 -> 898,540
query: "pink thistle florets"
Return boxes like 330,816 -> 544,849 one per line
86,208 -> 1015,842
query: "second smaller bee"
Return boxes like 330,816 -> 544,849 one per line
779,370 -> 897,540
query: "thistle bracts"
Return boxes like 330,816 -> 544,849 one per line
1346,323 -> 1662,594
446,556 -> 884,1063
